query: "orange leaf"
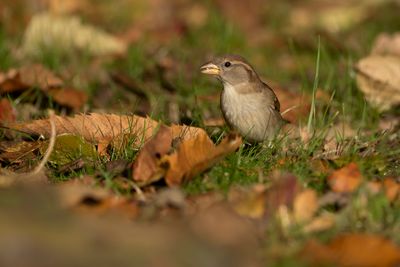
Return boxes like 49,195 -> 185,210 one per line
328,162 -> 362,193
0,64 -> 63,94
48,88 -> 87,110
162,133 -> 242,186
132,125 -> 173,185
132,123 -> 209,186
293,189 -> 318,223
302,233 -> 400,267
383,178 -> 400,202
0,98 -> 16,123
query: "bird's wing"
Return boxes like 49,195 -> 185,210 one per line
261,82 -> 280,112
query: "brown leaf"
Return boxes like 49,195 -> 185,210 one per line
265,173 -> 300,217
383,178 -> 400,202
5,113 -> 161,147
162,133 -> 242,186
301,233 -> 400,267
0,65 -> 87,110
293,189 -> 319,223
372,32 -> 400,57
274,87 -> 310,123
274,86 -> 328,123
228,184 -> 267,219
0,98 -> 16,123
58,179 -> 139,219
132,123 -> 207,186
303,212 -> 336,234
48,87 -> 87,110
132,125 -> 173,185
0,140 -> 42,164
0,64 -> 63,94
355,55 -> 400,111
367,178 -> 400,202
328,162 -> 362,193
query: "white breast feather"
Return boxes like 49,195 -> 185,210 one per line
222,83 -> 276,141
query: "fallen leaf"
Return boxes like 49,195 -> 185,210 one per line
104,159 -> 131,177
0,140 -> 42,164
47,0 -> 88,15
161,133 -> 242,186
355,55 -> 400,111
274,87 -> 311,123
132,125 -> 173,185
274,86 -> 327,123
0,98 -> 16,123
367,178 -> 400,202
372,32 -> 400,57
57,178 -> 139,218
57,158 -> 86,174
383,178 -> 400,202
293,189 -> 319,223
5,113 -> 161,147
303,212 -> 336,233
301,233 -> 400,267
0,65 -> 87,110
22,13 -> 127,57
328,162 -> 363,193
0,64 -> 63,94
228,184 -> 267,219
40,134 -> 97,166
48,87 -> 87,110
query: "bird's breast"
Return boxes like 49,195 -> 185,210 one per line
221,83 -> 280,141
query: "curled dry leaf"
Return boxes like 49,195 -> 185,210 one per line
328,162 -> 362,193
22,13 -> 127,57
132,125 -> 173,185
301,233 -> 400,267
132,120 -> 237,186
355,55 -> 400,111
162,133 -> 242,186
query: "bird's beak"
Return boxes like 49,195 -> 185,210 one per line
200,62 -> 220,75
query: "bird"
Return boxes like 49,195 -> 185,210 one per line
200,54 -> 284,142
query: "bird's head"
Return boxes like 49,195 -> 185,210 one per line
200,55 -> 260,86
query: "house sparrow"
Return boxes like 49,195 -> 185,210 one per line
200,54 -> 284,142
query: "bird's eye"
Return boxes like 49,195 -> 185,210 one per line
224,61 -> 231,67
